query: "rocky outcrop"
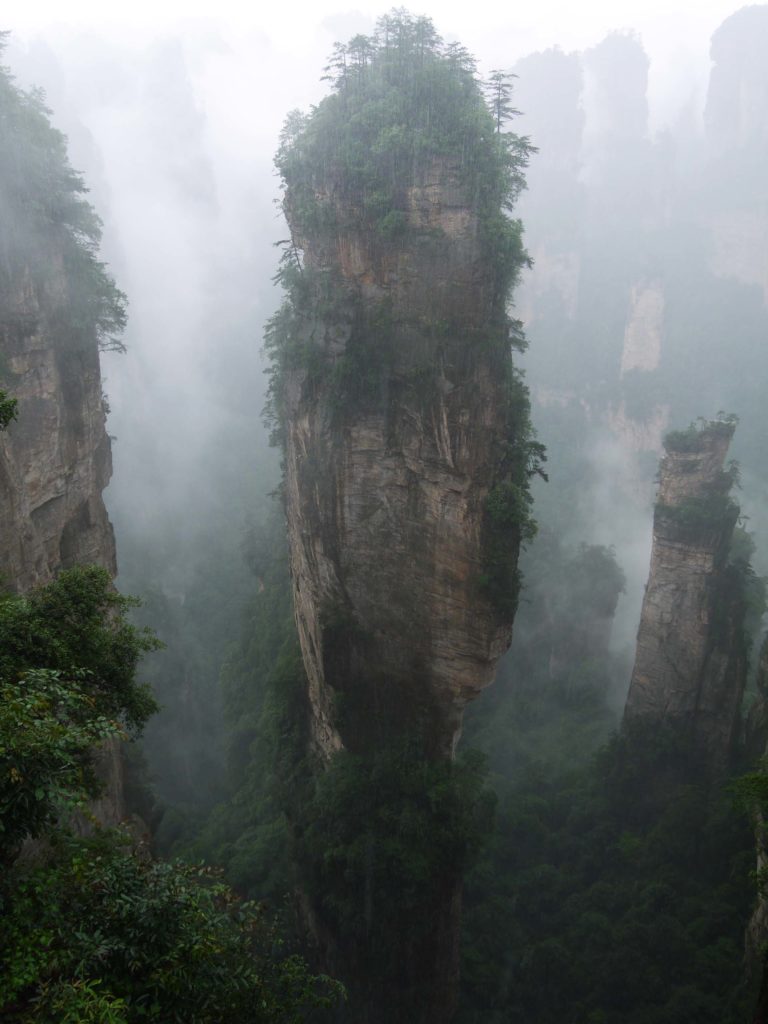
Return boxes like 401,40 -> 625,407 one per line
623,420 -> 747,768
1,53 -> 122,829
273,31 -> 535,1019
0,266 -> 116,593
0,275 -> 126,831
282,157 -> 528,761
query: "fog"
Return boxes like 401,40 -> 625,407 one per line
4,2 -> 768,797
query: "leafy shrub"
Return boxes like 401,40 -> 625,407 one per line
1,830 -> 343,1023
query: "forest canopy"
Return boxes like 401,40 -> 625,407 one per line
275,9 -> 532,292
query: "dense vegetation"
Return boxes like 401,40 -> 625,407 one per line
457,608 -> 754,1022
178,483 -> 765,1023
454,450 -> 765,1023
459,713 -> 756,1023
273,11 -> 530,277
0,567 -> 342,1022
172,508 -> 497,1019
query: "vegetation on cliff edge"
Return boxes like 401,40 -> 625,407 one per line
0,33 -> 126,354
0,567 -> 342,1022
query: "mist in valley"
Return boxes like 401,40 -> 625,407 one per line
7,0 -> 766,785
3,3 -> 768,1020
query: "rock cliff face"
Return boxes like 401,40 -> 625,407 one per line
0,267 -> 116,593
282,156 -> 525,760
271,28 -> 534,1018
0,270 -> 126,830
623,420 -> 747,767
1,52 -> 124,828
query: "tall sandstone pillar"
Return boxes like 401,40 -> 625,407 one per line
623,419 -> 747,769
1,50 -> 123,826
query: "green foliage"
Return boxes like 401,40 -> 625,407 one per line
0,557 -> 342,1022
298,743 -> 494,915
0,668 -> 124,858
0,829 -> 343,1023
656,493 -> 739,536
0,34 -> 126,352
265,10 -> 534,440
663,416 -> 737,454
727,529 -> 767,648
375,208 -> 408,238
479,389 -> 546,617
458,721 -> 755,1024
276,11 -> 532,254
484,70 -> 520,134
0,388 -> 18,428
295,743 -> 495,1009
486,480 -> 537,537
0,567 -> 160,860
0,566 -> 160,736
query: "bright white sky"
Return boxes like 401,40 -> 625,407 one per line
0,1 -> 744,67
1,0 -> 748,131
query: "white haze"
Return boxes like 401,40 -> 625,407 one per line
2,2 -> 763,679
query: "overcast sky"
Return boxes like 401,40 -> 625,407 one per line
1,1 -> 751,130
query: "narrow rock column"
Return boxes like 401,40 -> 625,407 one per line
623,419 -> 746,769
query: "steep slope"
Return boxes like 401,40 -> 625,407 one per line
0,267 -> 116,591
0,40 -> 122,594
265,15 -> 538,1021
623,419 -> 747,768
0,40 -> 126,825
270,22 -> 538,764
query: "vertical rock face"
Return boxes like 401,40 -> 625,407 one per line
1,50 -> 124,827
623,420 -> 747,766
0,49 -> 120,594
274,33 -> 535,764
282,158 -> 526,760
271,28 -> 535,1018
0,267 -> 116,592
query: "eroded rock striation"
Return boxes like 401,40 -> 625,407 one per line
623,419 -> 747,767
1,51 -> 125,827
0,52 -> 120,593
268,23 -> 537,1018
276,130 -> 534,762
0,268 -> 116,592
